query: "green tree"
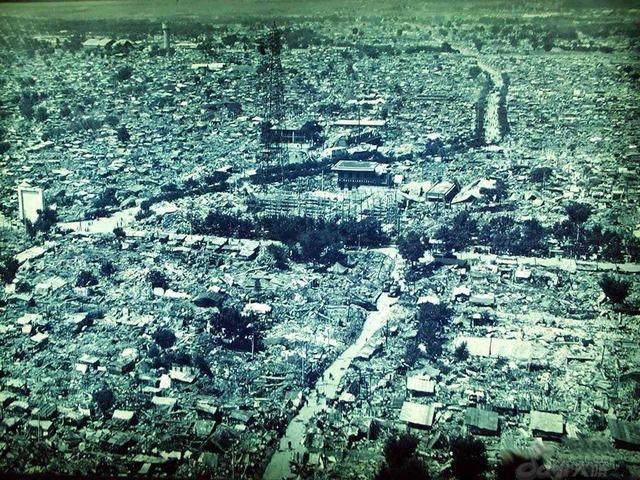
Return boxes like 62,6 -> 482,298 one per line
298,228 -> 342,264
435,211 -> 478,252
565,202 -> 591,225
416,303 -> 453,360
92,385 -> 115,416
599,275 -> 631,305
565,202 -> 592,243
530,167 -> 552,186
117,125 -> 130,143
375,433 -> 430,480
398,231 -> 426,264
451,436 -> 489,480
152,328 -> 176,349
115,65 -> 133,81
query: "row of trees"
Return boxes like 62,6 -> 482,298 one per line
249,157 -> 331,185
399,205 -> 639,264
473,74 -> 494,146
497,73 -> 510,138
191,211 -> 389,264
375,433 -> 491,480
376,429 -> 617,480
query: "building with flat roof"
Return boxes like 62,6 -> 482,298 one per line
425,181 -> 459,202
331,160 -> 390,189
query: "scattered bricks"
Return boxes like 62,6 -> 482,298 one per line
169,368 -> 196,384
142,386 -> 162,395
58,407 -> 89,427
159,451 -> 181,461
2,417 -> 21,432
74,363 -> 88,375
78,354 -> 100,368
198,452 -> 219,469
108,357 -> 136,375
8,401 -> 30,414
159,374 -> 171,390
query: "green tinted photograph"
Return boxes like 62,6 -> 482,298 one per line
0,1 -> 638,479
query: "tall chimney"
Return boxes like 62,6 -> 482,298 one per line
162,22 -> 170,50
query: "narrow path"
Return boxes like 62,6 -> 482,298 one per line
263,248 -> 402,480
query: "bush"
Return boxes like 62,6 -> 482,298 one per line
152,328 -> 176,349
94,187 -> 118,209
469,65 -> 482,78
598,275 -> 631,305
60,104 -> 71,118
384,434 -> 419,468
480,217 -> 548,256
339,216 -> 388,247
18,90 -> 41,119
25,207 -> 58,237
104,114 -> 120,127
34,106 -> 48,122
298,228 -> 343,265
404,341 -> 422,368
454,342 -> 469,361
71,116 -> 103,132
192,353 -> 212,376
375,433 -> 430,480
530,167 -> 552,184
586,412 -> 607,431
451,436 -> 489,480
375,458 -> 430,480
117,125 -> 130,143
92,385 -> 115,415
496,452 -> 538,480
99,260 -> 116,277
75,270 -> 98,288
0,254 -> 19,284
266,244 -> 289,269
115,65 -> 133,81
216,307 -> 263,352
148,270 -> 169,290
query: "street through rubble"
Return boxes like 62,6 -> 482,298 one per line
263,248 -> 402,480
